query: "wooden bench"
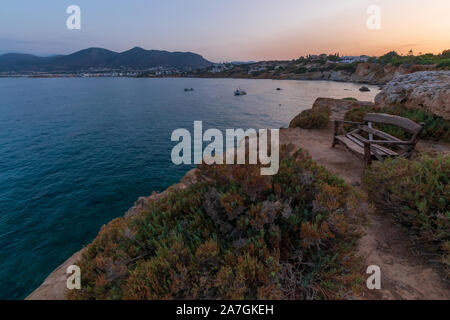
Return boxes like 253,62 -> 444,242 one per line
332,113 -> 424,167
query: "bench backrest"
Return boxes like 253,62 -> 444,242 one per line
363,113 -> 423,136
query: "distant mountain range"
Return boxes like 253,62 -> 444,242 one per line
0,47 -> 212,72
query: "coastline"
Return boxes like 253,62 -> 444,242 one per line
26,169 -> 200,300
20,89 -> 391,300
6,58 -> 443,87
0,74 -> 383,85
10,77 -> 377,300
26,96 -> 372,300
25,71 -> 450,299
26,250 -> 83,300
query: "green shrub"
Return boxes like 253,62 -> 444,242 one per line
376,50 -> 450,67
342,105 -> 373,132
378,51 -> 401,64
293,67 -> 307,74
307,67 -> 320,73
344,106 -> 450,142
327,54 -> 340,62
363,155 -> 450,276
68,146 -> 366,300
334,62 -> 358,73
343,97 -> 358,101
436,59 -> 450,69
289,108 -> 330,129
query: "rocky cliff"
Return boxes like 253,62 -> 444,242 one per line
311,98 -> 374,120
290,63 -> 437,85
375,71 -> 450,120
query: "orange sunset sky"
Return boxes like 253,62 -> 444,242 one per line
1,0 -> 449,61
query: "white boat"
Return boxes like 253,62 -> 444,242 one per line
234,88 -> 247,96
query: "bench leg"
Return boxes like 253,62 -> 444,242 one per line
332,120 -> 339,148
364,143 -> 372,168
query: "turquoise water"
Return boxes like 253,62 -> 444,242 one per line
0,78 -> 379,299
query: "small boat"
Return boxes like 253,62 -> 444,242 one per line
234,88 -> 247,96
359,86 -> 370,92
276,88 -> 282,91
184,88 -> 194,92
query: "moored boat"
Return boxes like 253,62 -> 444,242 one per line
234,88 -> 247,96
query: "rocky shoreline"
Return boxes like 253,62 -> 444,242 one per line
273,62 -> 435,85
195,62 -> 442,85
26,168 -> 200,300
375,71 -> 450,120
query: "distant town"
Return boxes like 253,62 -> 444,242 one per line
0,54 -> 371,78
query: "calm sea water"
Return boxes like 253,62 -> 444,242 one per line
0,77 -> 379,299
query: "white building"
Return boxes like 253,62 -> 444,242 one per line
339,55 -> 370,64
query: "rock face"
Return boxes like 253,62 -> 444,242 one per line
375,71 -> 450,120
312,97 -> 374,121
289,63 -> 437,85
26,250 -> 83,300
352,63 -> 397,84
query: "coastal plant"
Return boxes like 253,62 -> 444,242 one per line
334,62 -> 358,73
289,108 -> 330,129
67,145 -> 366,300
436,59 -> 450,69
293,67 -> 308,74
363,155 -> 450,277
376,50 -> 450,67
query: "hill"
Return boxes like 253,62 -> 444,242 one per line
0,47 -> 212,72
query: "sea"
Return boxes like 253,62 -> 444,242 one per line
0,77 -> 379,299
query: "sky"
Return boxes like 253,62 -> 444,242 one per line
0,0 -> 449,62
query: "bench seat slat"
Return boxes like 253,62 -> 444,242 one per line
346,134 -> 392,157
335,136 -> 365,156
336,135 -> 399,159
360,125 -> 411,151
348,133 -> 399,156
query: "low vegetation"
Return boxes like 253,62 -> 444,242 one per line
363,155 -> 450,276
376,50 -> 450,66
289,107 -> 331,129
344,105 -> 450,142
334,62 -> 358,73
68,146 -> 367,300
195,49 -> 449,80
375,50 -> 450,68
436,59 -> 450,69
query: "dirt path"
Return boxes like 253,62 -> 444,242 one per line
280,126 -> 450,300
358,211 -> 449,299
